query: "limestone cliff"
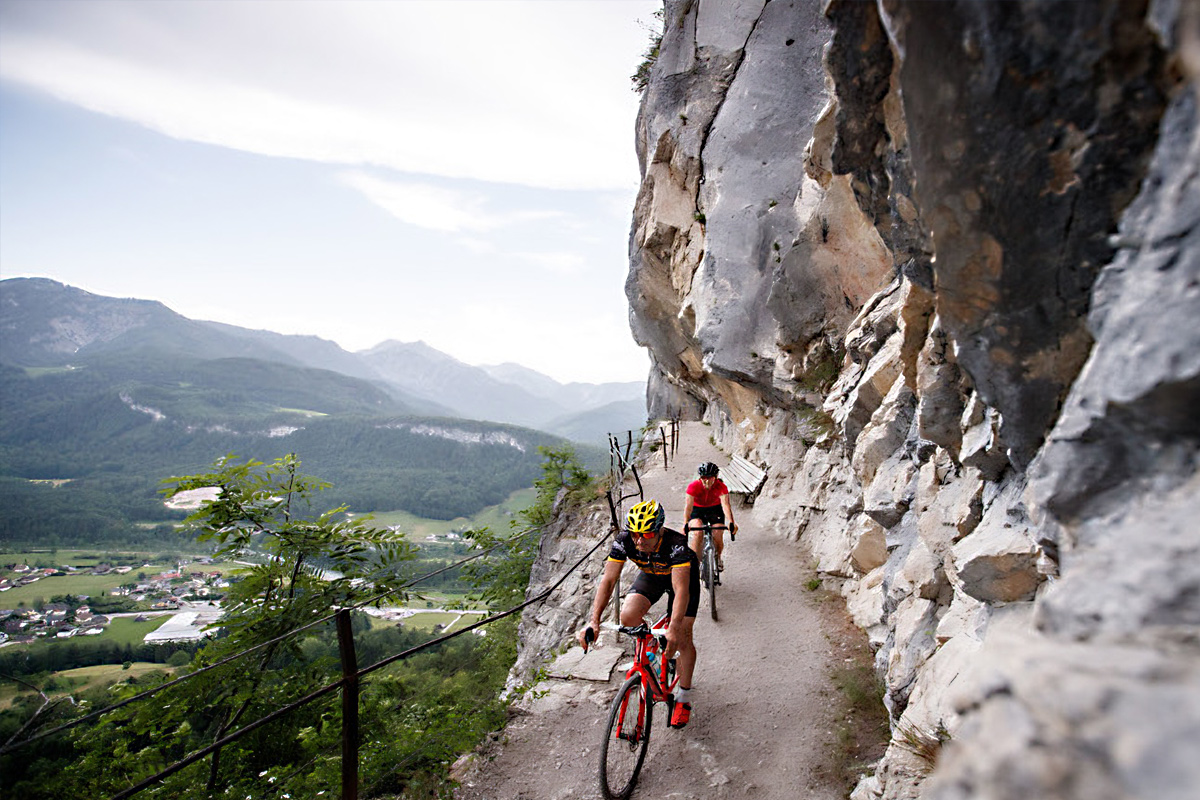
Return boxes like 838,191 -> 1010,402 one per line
627,1 -> 1200,798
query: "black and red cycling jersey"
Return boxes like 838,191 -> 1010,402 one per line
606,528 -> 691,577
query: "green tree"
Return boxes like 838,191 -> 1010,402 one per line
464,445 -> 594,610
34,454 -> 416,799
166,651 -> 191,668
3,451 -> 552,800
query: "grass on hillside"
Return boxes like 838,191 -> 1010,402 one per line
275,407 -> 327,417
370,488 -> 536,538
0,662 -> 175,711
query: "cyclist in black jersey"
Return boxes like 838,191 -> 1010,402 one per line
577,499 -> 699,728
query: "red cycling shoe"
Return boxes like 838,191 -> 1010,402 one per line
669,700 -> 691,728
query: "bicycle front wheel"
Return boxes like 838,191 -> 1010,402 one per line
599,673 -> 653,800
705,542 -> 719,621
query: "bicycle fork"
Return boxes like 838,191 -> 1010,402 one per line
615,681 -> 648,745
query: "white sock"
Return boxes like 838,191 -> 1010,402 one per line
675,687 -> 691,704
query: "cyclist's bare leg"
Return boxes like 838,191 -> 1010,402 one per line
673,615 -> 696,689
686,520 -> 703,558
619,592 -> 653,627
622,590 -> 695,688
712,526 -> 726,562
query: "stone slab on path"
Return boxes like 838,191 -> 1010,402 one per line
545,644 -> 623,681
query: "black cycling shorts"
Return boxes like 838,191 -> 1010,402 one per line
688,504 -> 726,525
629,557 -> 700,618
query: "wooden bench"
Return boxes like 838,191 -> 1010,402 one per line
722,454 -> 768,505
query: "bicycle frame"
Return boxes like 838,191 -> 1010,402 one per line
618,612 -> 678,704
598,614 -> 681,799
692,521 -> 729,621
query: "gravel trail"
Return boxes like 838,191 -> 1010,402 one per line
455,423 -> 873,800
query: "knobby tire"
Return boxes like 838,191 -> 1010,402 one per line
599,673 -> 653,800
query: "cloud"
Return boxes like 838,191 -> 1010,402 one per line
337,171 -> 563,233
0,0 -> 659,190
516,251 -> 588,276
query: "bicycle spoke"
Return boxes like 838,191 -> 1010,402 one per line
599,674 -> 653,799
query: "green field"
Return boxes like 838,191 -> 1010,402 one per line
369,487 -> 536,538
1,572 -> 159,607
405,589 -> 484,609
9,616 -> 171,655
399,611 -> 486,633
0,661 -> 176,711
0,548 -> 247,608
100,615 -> 173,645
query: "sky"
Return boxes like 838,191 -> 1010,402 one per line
0,0 -> 661,384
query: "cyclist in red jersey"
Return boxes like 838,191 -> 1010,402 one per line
684,462 -> 738,570
577,499 -> 699,728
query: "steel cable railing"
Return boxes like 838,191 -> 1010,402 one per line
106,515 -> 617,800
1,496 -> 619,800
4,426 -> 668,799
0,527 -> 535,756
608,417 -> 679,506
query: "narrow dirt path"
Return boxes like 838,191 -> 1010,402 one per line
455,423 -> 872,800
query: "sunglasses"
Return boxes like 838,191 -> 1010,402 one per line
627,529 -> 659,540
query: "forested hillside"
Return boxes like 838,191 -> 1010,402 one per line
0,357 -> 575,547
0,277 -> 645,433
0,278 -> 625,548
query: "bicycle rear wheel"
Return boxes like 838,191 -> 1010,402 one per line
599,673 -> 653,800
705,539 -> 718,621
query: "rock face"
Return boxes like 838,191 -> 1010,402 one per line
626,1 -> 1200,798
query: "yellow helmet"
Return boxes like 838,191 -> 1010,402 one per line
625,499 -> 665,536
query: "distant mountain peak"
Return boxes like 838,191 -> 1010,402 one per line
1,277 -> 645,437
359,339 -> 445,357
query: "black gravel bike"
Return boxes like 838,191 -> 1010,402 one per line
694,521 -> 731,621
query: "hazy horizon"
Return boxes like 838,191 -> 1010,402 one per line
0,0 -> 660,384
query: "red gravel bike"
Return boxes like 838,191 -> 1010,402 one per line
593,613 -> 679,800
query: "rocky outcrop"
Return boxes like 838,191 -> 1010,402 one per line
627,1 -> 1200,798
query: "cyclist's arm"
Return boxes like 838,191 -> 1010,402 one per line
669,563 -> 691,632
720,493 -> 737,534
581,558 -> 624,646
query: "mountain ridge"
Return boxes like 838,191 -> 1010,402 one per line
0,277 -> 646,437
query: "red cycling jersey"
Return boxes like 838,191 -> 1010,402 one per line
686,479 -> 729,508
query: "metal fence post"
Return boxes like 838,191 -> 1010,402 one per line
337,609 -> 359,800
